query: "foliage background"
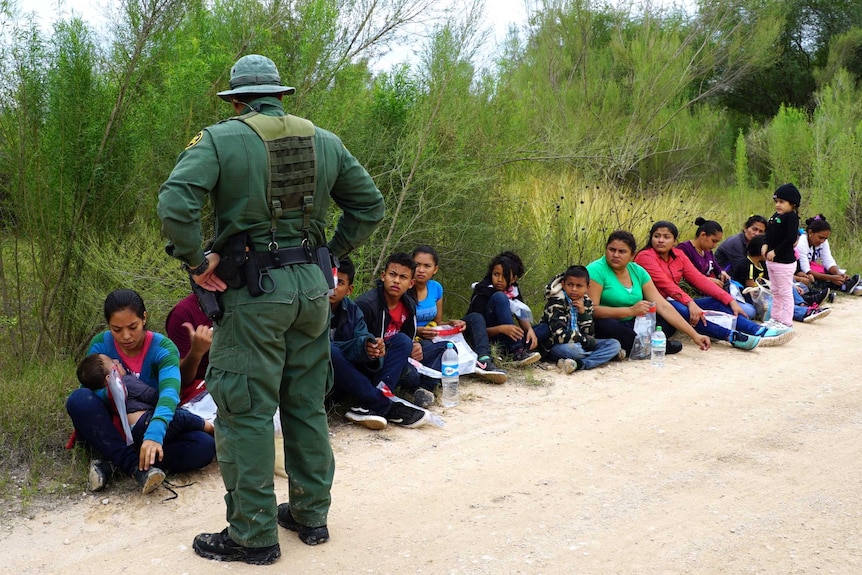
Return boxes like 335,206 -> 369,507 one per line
2,0 -> 862,496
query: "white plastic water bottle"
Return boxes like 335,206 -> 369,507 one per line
650,326 -> 666,367
440,342 -> 459,407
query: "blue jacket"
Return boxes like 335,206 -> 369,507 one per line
330,297 -> 381,370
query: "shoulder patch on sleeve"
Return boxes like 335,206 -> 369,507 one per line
185,131 -> 204,149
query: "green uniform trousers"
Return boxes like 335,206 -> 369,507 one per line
207,263 -> 334,548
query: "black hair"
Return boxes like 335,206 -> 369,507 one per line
385,252 -> 416,275
642,220 -> 679,251
694,217 -> 723,237
743,215 -> 768,231
411,244 -> 439,266
486,251 -> 524,288
606,230 -> 637,254
77,353 -> 108,391
337,256 -> 356,284
104,289 -> 146,323
805,214 -> 831,234
747,234 -> 767,257
563,265 -> 590,283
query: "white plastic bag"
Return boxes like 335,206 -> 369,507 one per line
702,310 -> 737,332
180,389 -> 218,423
630,305 -> 656,360
107,368 -> 134,445
743,278 -> 773,321
430,329 -> 478,375
509,298 -> 534,323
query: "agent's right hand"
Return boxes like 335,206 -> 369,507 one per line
192,253 -> 227,292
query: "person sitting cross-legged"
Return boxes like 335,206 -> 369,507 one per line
330,257 -> 429,429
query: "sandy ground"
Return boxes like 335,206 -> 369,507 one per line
4,295 -> 862,575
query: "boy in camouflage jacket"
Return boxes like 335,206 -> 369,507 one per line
539,266 -> 622,373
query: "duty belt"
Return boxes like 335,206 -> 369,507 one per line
252,246 -> 317,270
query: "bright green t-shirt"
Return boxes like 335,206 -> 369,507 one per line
586,256 -> 652,321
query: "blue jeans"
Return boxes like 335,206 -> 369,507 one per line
669,297 -> 766,340
484,291 -> 548,353
463,312 -> 492,358
547,338 -> 621,370
330,332 -> 413,415
66,388 -> 215,476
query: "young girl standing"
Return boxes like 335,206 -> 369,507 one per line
763,184 -> 802,327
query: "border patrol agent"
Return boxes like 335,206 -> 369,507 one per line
157,54 -> 384,565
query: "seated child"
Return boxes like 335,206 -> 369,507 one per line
411,245 -> 508,384
467,251 -> 545,367
539,265 -> 622,373
76,353 -> 214,442
329,257 -> 428,429
730,235 -> 830,324
355,252 -> 439,408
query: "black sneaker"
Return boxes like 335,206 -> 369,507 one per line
412,388 -> 435,408
88,459 -> 114,492
386,401 -> 429,428
474,356 -> 508,384
802,288 -> 830,306
666,340 -> 683,355
843,274 -> 861,293
277,503 -> 330,545
344,406 -> 387,430
133,466 -> 165,494
193,528 -> 281,565
510,347 -> 541,368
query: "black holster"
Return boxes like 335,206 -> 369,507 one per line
215,232 -> 250,290
191,277 -> 223,321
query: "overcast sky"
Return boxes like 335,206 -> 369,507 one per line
21,0 -> 690,70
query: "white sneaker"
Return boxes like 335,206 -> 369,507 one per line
345,406 -> 387,430
802,307 -> 831,323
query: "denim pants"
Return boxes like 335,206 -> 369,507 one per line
668,297 -> 766,341
547,338 -> 621,370
484,291 -> 548,352
66,388 -> 215,477
462,312 -> 492,358
330,331 -> 413,416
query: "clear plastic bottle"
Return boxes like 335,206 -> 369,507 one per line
440,342 -> 459,407
650,325 -> 666,367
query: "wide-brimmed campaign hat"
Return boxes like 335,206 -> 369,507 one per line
217,54 -> 295,101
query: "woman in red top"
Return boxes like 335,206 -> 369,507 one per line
634,221 -> 793,349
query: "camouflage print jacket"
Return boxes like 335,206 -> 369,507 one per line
539,273 -> 597,354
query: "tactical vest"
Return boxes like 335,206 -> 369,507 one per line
234,112 -> 317,246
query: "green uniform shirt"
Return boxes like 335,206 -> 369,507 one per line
157,97 -> 384,266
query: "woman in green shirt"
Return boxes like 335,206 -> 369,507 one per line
586,230 -> 711,357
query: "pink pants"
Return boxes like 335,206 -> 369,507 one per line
765,260 -> 796,326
